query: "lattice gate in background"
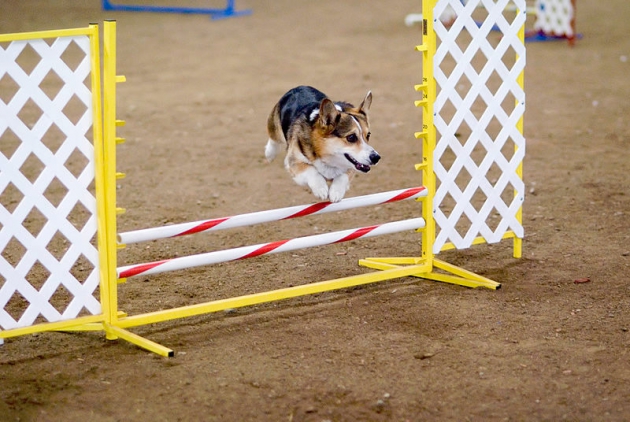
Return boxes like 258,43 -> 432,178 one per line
531,0 -> 577,44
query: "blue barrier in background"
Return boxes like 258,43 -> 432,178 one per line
102,0 -> 251,20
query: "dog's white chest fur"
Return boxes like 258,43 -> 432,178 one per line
312,159 -> 347,180
289,159 -> 350,203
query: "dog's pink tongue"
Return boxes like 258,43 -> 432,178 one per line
344,153 -> 371,173
356,163 -> 370,173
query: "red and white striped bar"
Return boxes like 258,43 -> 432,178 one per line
118,217 -> 425,279
118,186 -> 426,245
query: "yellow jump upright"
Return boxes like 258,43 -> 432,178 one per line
360,0 -> 526,288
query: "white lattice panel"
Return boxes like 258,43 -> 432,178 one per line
533,0 -> 575,37
0,35 -> 101,330
432,0 -> 526,253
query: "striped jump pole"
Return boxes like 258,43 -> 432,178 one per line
118,217 -> 425,279
118,186 -> 427,245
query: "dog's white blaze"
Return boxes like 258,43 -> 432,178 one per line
350,116 -> 364,139
351,115 -> 373,156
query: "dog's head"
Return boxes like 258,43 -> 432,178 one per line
312,91 -> 380,173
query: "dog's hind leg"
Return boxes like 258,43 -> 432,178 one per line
265,138 -> 284,162
265,103 -> 285,162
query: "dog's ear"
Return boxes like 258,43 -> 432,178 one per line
359,91 -> 372,114
319,98 -> 340,132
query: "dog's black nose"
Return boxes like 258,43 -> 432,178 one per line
370,152 -> 381,165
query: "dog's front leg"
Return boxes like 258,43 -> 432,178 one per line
289,163 -> 329,201
328,173 -> 350,203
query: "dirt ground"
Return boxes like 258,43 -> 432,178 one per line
1,0 -> 630,421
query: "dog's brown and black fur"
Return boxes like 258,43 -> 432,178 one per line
265,86 -> 380,202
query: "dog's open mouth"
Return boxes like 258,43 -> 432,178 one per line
344,153 -> 371,173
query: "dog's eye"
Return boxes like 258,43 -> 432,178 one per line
367,132 -> 371,141
346,134 -> 358,143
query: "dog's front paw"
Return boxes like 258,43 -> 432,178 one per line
328,174 -> 349,203
310,182 -> 329,201
327,184 -> 346,203
291,165 -> 330,202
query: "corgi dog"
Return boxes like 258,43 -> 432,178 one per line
264,86 -> 380,202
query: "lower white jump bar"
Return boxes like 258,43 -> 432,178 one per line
118,217 -> 425,279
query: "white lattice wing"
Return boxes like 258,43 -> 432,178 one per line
0,35 -> 101,330
432,0 -> 526,253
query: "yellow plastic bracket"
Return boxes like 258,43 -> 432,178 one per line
414,83 -> 428,92
414,99 -> 429,107
415,162 -> 428,171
